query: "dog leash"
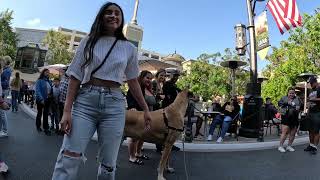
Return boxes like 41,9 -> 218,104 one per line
181,131 -> 189,180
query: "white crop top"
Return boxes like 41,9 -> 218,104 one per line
66,35 -> 139,85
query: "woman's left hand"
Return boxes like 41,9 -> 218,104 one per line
144,111 -> 152,131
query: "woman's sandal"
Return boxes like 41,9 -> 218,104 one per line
136,154 -> 150,160
129,159 -> 144,165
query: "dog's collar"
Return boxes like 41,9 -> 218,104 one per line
162,109 -> 184,132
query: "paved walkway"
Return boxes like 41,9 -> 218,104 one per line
1,108 -> 320,180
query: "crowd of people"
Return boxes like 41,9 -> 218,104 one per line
34,67 -> 69,136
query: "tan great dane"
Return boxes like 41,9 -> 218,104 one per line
124,89 -> 189,180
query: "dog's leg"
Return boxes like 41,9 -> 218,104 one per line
158,142 -> 173,180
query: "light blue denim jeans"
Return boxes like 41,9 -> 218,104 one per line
0,110 -> 7,133
0,90 -> 9,133
52,86 -> 125,180
208,115 -> 232,138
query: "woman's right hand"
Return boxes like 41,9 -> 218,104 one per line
60,111 -> 72,135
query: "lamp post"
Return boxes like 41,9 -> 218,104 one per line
221,60 -> 247,97
236,0 -> 266,141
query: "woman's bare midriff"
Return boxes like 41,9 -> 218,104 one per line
85,78 -> 121,88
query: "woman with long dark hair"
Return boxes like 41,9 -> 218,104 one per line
278,87 -> 302,153
35,68 -> 52,135
52,2 -> 151,180
10,72 -> 22,112
126,70 -> 156,165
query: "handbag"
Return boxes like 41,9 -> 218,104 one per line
90,38 -> 118,77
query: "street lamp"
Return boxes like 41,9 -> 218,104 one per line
235,24 -> 247,56
221,60 -> 247,97
237,0 -> 266,141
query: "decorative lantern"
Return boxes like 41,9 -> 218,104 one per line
235,24 -> 247,56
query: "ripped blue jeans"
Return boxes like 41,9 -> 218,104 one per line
52,86 -> 125,180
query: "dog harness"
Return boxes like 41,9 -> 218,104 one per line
162,109 -> 184,132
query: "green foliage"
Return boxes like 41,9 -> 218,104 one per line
0,9 -> 17,59
262,11 -> 320,104
121,83 -> 129,95
177,49 -> 249,100
43,30 -> 73,65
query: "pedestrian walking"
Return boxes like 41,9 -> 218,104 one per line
51,2 -> 151,180
10,72 -> 22,112
278,87 -> 302,153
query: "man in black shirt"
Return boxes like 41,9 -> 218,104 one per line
304,76 -> 320,154
162,71 -> 181,108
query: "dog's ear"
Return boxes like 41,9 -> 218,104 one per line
187,91 -> 194,98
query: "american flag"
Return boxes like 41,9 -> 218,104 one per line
267,0 -> 302,34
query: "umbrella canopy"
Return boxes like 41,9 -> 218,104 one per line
138,56 -> 178,73
295,81 -> 312,90
38,64 -> 67,75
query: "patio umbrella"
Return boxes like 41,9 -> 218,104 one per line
138,55 -> 178,73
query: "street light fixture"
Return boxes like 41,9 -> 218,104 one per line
235,24 -> 247,56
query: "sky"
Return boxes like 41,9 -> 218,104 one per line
0,0 -> 319,71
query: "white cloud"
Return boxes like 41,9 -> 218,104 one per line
26,18 -> 41,27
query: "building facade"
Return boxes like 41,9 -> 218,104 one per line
14,28 -> 48,73
14,27 -> 186,79
57,27 -> 87,52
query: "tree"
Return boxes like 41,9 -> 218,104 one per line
177,49 -> 250,100
0,9 -> 17,58
43,30 -> 73,65
262,12 -> 320,104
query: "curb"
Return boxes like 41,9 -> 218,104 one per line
20,102 -> 37,119
21,103 -> 309,152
